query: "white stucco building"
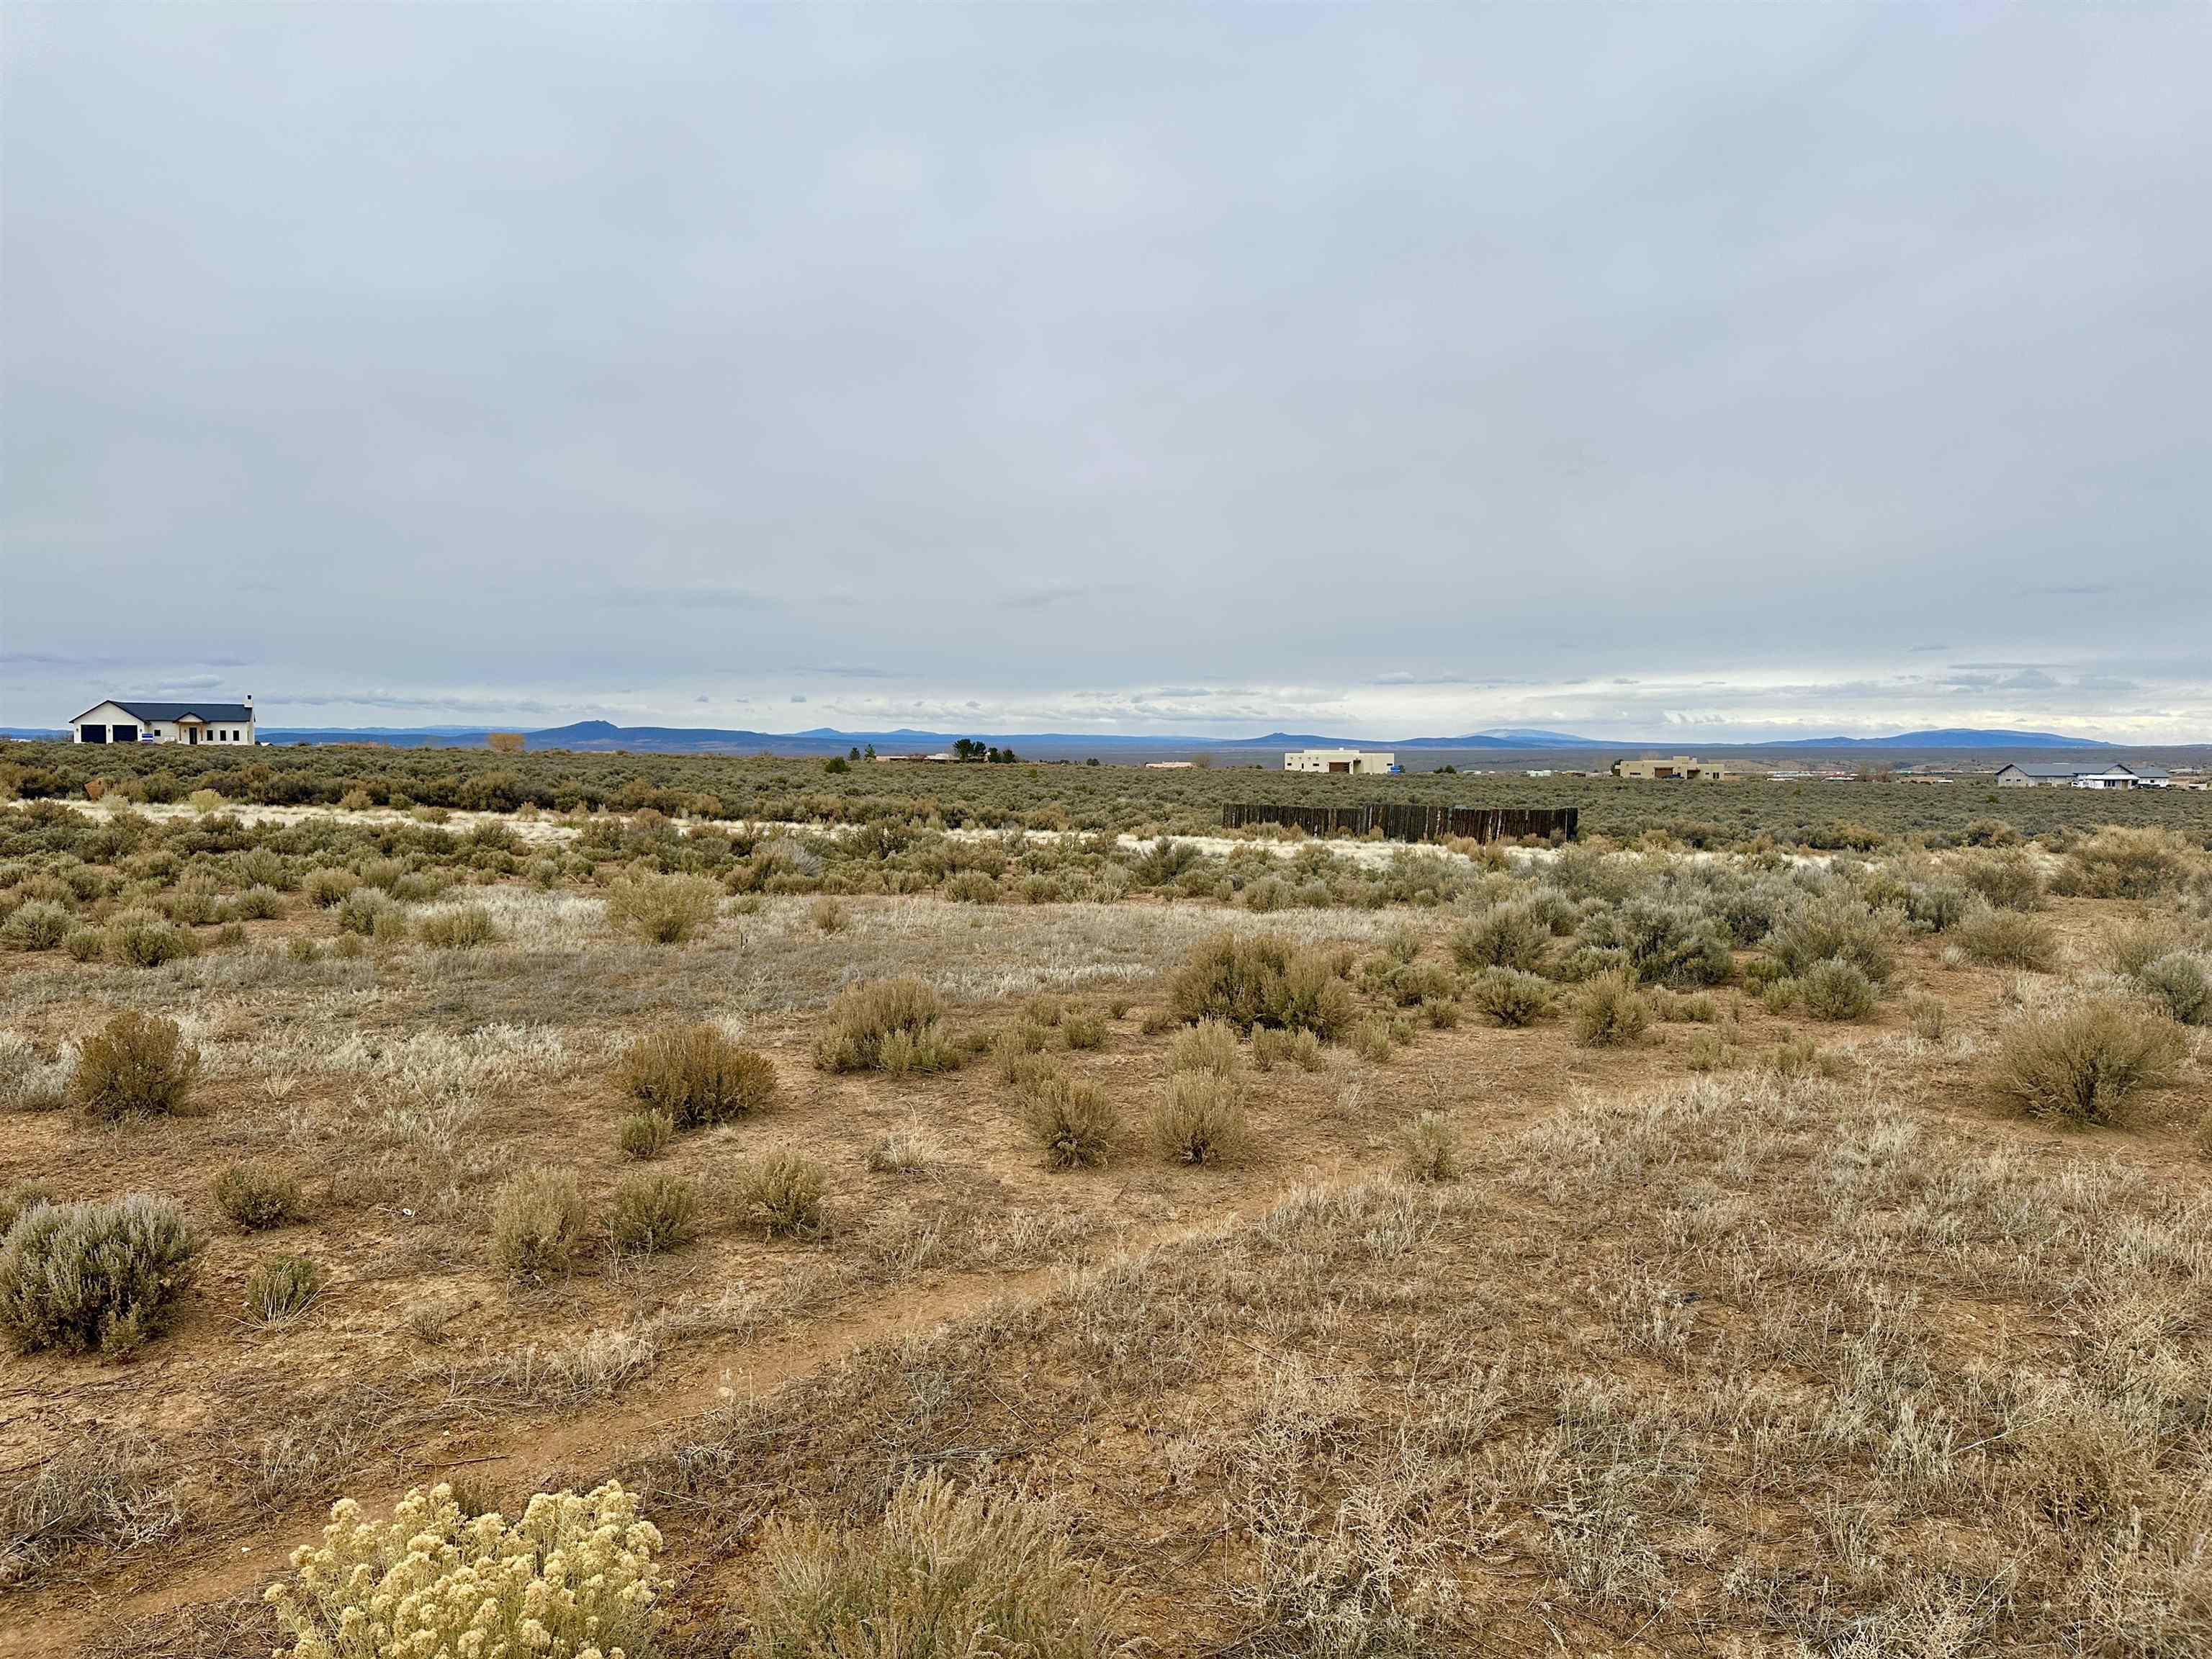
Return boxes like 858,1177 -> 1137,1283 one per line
70,698 -> 257,747
1285,749 -> 1398,775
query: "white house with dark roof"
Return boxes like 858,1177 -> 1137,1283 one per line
70,698 -> 256,747
1992,760 -> 2170,790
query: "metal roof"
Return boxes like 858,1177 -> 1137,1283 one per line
71,700 -> 254,725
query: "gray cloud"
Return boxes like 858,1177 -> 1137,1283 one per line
3,6 -> 2208,741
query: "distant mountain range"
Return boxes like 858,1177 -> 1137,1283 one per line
3,719 -> 2168,757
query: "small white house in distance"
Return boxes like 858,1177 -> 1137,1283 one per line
1992,761 -> 2173,790
1285,749 -> 1398,775
70,697 -> 256,747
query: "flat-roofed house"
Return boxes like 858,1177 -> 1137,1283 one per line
1611,755 -> 1728,781
70,698 -> 256,747
1285,749 -> 1398,775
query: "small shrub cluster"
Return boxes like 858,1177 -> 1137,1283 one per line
269,1482 -> 667,1658
0,1195 -> 197,1355
2134,953 -> 2211,1027
2054,827 -> 2193,899
1571,971 -> 1651,1048
1013,1063 -> 1118,1170
1958,907 -> 2060,971
1467,966 -> 1552,1028
608,1172 -> 700,1254
103,909 -> 198,968
1250,1025 -> 1324,1072
1990,997 -> 2185,1126
1800,956 -> 1878,1022
213,1161 -> 307,1231
1956,850 -> 2045,911
1766,890 -> 1897,986
490,1166 -> 587,1281
1151,1071 -> 1248,1166
814,979 -> 959,1076
606,871 -> 722,943
416,904 -> 495,949
1167,932 -> 1352,1038
70,1012 -> 199,1122
1169,1020 -> 1241,1078
737,1151 -> 827,1238
1448,903 -> 1551,973
621,1024 -> 776,1127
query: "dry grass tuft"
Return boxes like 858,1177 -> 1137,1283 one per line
617,1110 -> 674,1161
242,1254 -> 323,1328
737,1151 -> 827,1239
745,1470 -> 1127,1659
1398,1111 -> 1461,1183
490,1166 -> 586,1281
1169,1020 -> 1241,1077
1151,1071 -> 1249,1166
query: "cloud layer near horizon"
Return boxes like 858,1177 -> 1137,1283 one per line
4,6 -> 2208,740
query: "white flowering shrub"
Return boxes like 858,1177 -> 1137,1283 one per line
267,1481 -> 667,1659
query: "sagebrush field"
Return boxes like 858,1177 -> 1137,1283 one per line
1,751 -> 2208,1657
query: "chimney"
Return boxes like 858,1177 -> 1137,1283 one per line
245,694 -> 253,708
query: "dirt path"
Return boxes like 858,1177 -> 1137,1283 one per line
16,1173 -> 1350,1659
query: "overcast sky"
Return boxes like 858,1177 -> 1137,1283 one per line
4,5 -> 2208,741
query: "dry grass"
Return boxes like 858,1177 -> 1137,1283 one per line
0,1434 -> 181,1590
736,1151 -> 827,1239
241,1254 -> 323,1328
490,1165 -> 587,1280
746,1471 -> 1130,1658
4,791 -> 2209,1657
1151,1071 -> 1249,1166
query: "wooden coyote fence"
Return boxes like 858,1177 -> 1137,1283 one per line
1220,803 -> 1578,845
